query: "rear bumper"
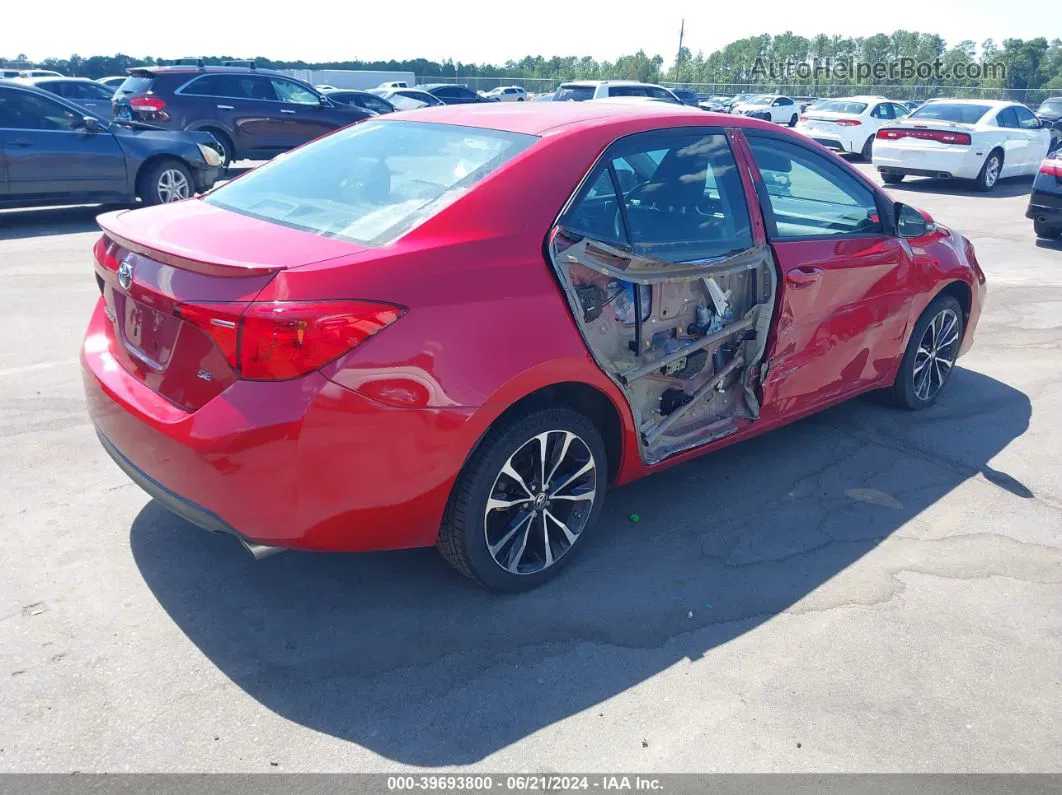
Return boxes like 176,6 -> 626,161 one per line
82,298 -> 476,552
873,143 -> 985,180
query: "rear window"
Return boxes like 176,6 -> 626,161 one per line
554,85 -> 596,102
910,103 -> 991,124
813,100 -> 868,114
117,76 -> 154,94
1039,100 -> 1062,116
205,120 -> 536,246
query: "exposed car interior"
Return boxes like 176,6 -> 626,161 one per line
550,132 -> 777,463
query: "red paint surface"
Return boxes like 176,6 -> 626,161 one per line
82,103 -> 985,551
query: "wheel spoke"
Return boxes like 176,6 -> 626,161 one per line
544,431 -> 575,489
913,346 -> 933,375
504,515 -> 533,572
550,459 -> 594,497
500,460 -> 533,497
533,432 -> 550,490
545,509 -> 579,545
488,510 -> 533,558
486,495 -> 532,513
541,513 -> 553,567
549,489 -> 596,503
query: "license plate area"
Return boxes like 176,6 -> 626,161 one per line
115,291 -> 181,370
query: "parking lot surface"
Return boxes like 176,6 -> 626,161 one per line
1,163 -> 1060,772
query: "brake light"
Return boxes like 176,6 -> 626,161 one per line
129,96 -> 166,113
876,128 -> 971,145
175,303 -> 243,369
1040,159 -> 1062,178
240,301 -> 403,380
175,299 -> 402,380
835,119 -> 862,127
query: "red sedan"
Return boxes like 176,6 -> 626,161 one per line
82,102 -> 986,591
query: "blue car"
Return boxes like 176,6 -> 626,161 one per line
0,81 -> 224,209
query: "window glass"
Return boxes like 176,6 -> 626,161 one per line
645,86 -> 678,102
554,84 -> 595,102
891,103 -> 910,118
271,78 -> 318,105
995,108 -> 1018,128
610,86 -> 648,97
0,88 -> 83,130
561,132 -> 752,262
871,103 -> 894,119
183,74 -> 276,100
117,76 -> 153,93
748,136 -> 882,238
206,120 -> 536,246
361,94 -> 394,114
911,103 -> 990,124
1013,105 -> 1041,130
815,100 -> 868,114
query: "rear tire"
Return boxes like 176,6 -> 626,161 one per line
789,113 -> 798,127
200,128 -> 234,169
861,135 -> 874,161
974,149 -> 1003,192
886,295 -> 964,410
1034,220 -> 1061,240
437,407 -> 607,592
138,159 -> 194,206
882,172 -> 905,184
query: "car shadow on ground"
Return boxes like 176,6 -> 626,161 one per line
130,367 -> 1031,766
0,204 -> 128,240
883,174 -> 1035,199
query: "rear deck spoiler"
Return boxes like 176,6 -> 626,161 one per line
96,210 -> 282,277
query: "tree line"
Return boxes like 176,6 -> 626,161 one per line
5,30 -> 1061,100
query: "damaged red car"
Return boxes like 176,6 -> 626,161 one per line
82,102 -> 985,591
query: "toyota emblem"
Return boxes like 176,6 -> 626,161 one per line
117,261 -> 133,290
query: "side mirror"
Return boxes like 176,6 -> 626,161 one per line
896,203 -> 935,238
318,94 -> 330,107
78,116 -> 103,132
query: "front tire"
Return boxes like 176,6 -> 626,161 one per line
974,150 -> 1003,192
887,295 -> 964,410
882,172 -> 905,184
138,159 -> 193,206
1034,220 -> 1061,240
789,113 -> 798,127
437,408 -> 606,592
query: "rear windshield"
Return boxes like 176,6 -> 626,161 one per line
910,103 -> 990,124
205,120 -> 536,245
812,100 -> 868,114
117,76 -> 154,94
554,85 -> 596,102
1039,100 -> 1062,115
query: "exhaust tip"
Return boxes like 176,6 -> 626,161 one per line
240,539 -> 285,559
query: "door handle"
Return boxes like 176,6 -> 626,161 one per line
786,266 -> 822,287
216,104 -> 234,110
7,138 -> 33,148
280,109 -> 296,114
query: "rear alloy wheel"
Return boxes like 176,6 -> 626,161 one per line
140,160 -> 193,206
974,150 -> 1002,192
888,295 -> 964,409
1034,220 -> 1061,240
437,408 -> 606,591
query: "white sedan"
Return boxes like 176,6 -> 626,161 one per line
795,96 -> 910,159
731,95 -> 800,126
872,99 -> 1051,191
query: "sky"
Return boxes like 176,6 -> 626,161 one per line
2,0 -> 1052,66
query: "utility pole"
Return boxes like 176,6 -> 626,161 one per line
677,19 -> 685,66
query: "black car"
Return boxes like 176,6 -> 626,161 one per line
321,89 -> 395,115
1027,149 -> 1062,240
111,62 -> 372,166
670,88 -> 700,107
0,82 -> 223,209
1035,96 -> 1062,151
418,84 -> 496,105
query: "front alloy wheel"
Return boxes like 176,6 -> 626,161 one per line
156,168 -> 191,202
888,295 -> 964,409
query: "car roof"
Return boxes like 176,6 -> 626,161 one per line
379,100 -> 737,135
17,76 -> 95,83
129,65 -> 283,76
919,98 -> 1011,108
559,80 -> 657,87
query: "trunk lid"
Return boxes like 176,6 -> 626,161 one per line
94,201 -> 366,410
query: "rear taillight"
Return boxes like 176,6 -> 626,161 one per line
129,96 -> 166,113
876,128 -> 971,145
1040,160 -> 1062,177
835,119 -> 861,127
176,300 -> 404,381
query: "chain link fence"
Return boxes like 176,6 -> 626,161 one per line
418,76 -> 1057,106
